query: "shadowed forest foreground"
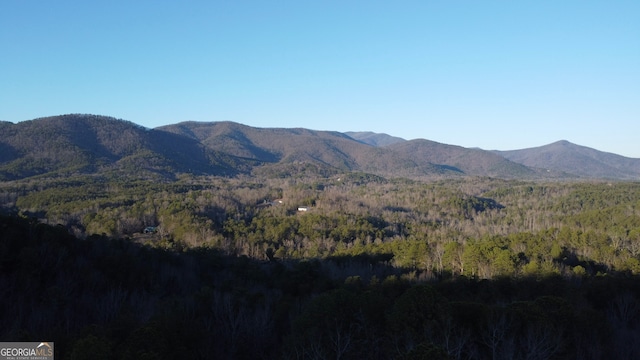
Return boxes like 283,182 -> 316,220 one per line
1,214 -> 640,359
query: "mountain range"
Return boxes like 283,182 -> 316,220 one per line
1,114 -> 639,181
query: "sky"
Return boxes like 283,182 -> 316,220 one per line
1,1 -> 639,157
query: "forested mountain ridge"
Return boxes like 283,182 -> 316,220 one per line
0,114 -> 509,180
0,115 -> 252,180
157,121 -> 465,177
386,139 -> 539,179
2,114 -> 639,181
494,140 -> 640,180
344,131 -> 640,180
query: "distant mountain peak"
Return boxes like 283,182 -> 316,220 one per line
344,131 -> 406,147
494,140 -> 640,180
553,139 -> 572,145
549,140 -> 588,149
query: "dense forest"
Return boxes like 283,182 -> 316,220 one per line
2,171 -> 640,358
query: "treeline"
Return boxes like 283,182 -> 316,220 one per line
1,214 -> 640,359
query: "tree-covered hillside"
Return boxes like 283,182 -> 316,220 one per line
0,114 -> 251,180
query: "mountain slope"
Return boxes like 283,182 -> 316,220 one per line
0,114 -> 243,180
494,140 -> 640,180
157,121 -> 451,176
387,139 -> 537,178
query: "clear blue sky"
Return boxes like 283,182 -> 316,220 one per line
2,1 -> 639,157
